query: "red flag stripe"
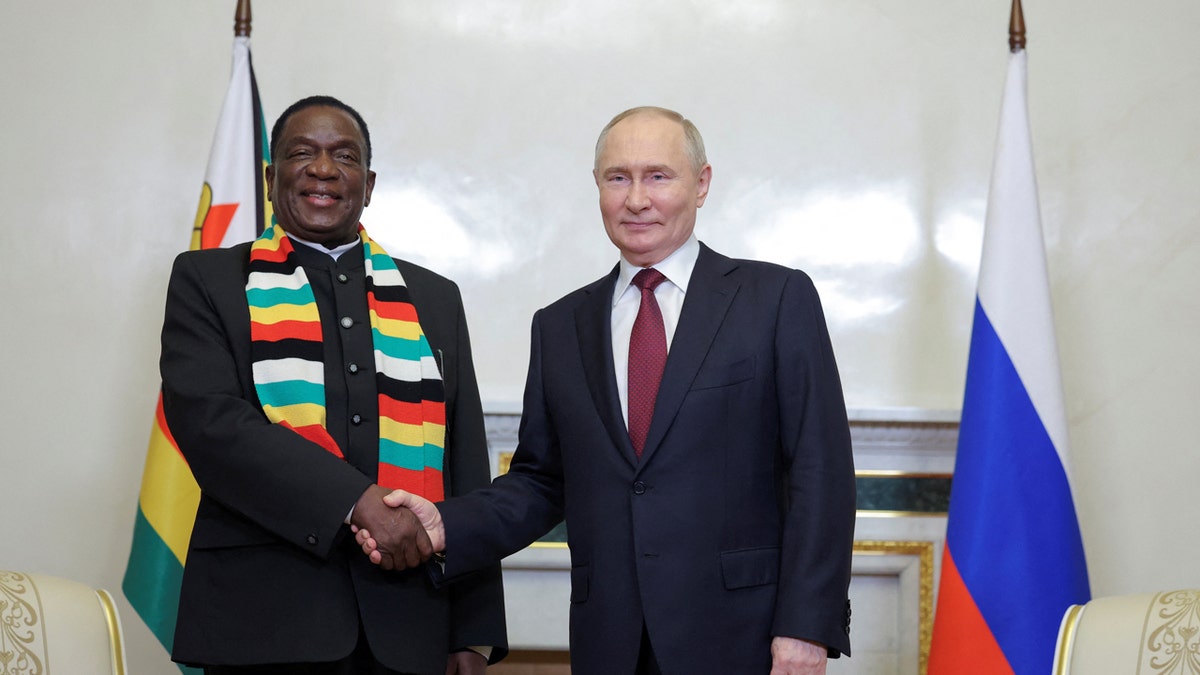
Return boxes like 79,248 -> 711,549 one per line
929,547 -> 1014,674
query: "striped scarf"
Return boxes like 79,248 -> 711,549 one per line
246,223 -> 445,501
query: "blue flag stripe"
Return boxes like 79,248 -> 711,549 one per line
947,300 -> 1090,675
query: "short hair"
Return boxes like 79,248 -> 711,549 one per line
269,95 -> 372,167
593,106 -> 707,174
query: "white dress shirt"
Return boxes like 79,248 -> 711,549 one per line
287,232 -> 360,259
610,236 -> 700,427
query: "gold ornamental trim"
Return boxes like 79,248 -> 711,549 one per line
96,589 -> 126,675
0,571 -> 47,675
855,470 -> 952,479
856,510 -> 946,519
853,540 -> 934,675
1139,589 -> 1200,674
1053,602 -> 1085,675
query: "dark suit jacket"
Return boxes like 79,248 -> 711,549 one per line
438,243 -> 855,674
160,242 -> 506,673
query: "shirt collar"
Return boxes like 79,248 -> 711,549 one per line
612,235 -> 700,307
286,231 -> 361,260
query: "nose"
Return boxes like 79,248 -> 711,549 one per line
306,150 -> 338,179
625,180 -> 650,211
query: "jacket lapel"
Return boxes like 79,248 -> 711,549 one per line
638,244 -> 740,468
574,265 -> 638,465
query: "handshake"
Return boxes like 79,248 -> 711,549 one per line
349,485 -> 446,571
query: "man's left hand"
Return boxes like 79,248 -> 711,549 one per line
770,636 -> 826,675
445,649 -> 487,675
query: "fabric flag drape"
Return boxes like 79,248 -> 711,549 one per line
122,35 -> 270,671
928,49 -> 1090,675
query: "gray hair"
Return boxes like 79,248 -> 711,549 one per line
593,106 -> 707,174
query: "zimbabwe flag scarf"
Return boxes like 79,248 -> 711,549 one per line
246,223 -> 445,500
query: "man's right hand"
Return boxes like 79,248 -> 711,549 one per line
349,484 -> 433,571
356,489 -> 446,564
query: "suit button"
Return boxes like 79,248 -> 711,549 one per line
347,362 -> 359,374
337,273 -> 349,283
340,316 -> 354,329
632,481 -> 646,495
351,414 -> 362,425
306,534 -> 319,546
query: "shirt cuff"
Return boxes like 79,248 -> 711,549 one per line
465,645 -> 492,660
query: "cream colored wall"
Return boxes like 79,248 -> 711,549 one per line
2,1 -> 1197,672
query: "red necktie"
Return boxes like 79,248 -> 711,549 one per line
628,268 -> 668,457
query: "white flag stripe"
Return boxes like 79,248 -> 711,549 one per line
206,36 -> 258,248
976,50 -> 1072,475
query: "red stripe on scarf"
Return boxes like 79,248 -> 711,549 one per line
421,400 -> 446,426
377,464 -> 444,501
278,420 -> 344,459
379,398 -> 445,426
253,243 -> 292,262
365,294 -> 420,322
250,320 -> 323,343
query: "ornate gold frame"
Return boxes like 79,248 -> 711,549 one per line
852,540 -> 935,675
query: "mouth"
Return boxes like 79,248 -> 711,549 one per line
301,188 -> 342,206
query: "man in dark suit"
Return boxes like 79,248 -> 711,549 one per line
362,106 -> 855,674
159,95 -> 506,674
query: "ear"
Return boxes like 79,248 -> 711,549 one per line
363,170 -> 377,207
264,164 -> 276,202
694,164 -> 712,208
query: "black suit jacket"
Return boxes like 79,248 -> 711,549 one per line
160,242 -> 506,673
438,243 -> 855,674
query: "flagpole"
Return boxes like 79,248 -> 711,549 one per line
1009,0 -> 1026,52
235,0 -> 251,38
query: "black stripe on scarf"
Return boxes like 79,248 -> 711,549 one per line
252,338 -> 325,362
378,375 -> 447,404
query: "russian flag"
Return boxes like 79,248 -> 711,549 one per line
928,48 -> 1090,675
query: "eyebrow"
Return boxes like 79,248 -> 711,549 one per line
601,164 -> 676,177
284,137 -> 365,155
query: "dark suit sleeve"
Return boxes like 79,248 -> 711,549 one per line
435,279 -> 509,661
159,251 -> 372,558
771,270 -> 856,656
439,309 -> 567,578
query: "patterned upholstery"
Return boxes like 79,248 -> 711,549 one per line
1054,589 -> 1200,675
0,570 -> 126,674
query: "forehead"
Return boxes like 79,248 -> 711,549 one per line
598,113 -> 689,168
279,105 -> 365,147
